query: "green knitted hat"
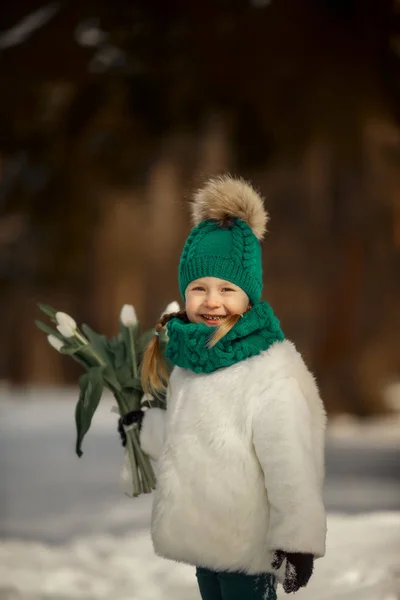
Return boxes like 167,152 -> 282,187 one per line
179,176 -> 269,306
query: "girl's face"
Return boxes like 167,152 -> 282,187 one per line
185,277 -> 250,326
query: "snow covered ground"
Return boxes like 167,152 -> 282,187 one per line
1,387 -> 400,600
0,512 -> 399,600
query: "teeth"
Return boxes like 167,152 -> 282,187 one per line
203,315 -> 224,320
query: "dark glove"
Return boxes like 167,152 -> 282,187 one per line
117,410 -> 144,447
272,550 -> 314,594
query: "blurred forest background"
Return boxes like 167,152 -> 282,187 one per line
0,0 -> 399,417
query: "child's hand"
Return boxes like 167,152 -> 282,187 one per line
272,550 -> 314,593
117,410 -> 144,446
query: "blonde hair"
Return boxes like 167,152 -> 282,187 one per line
207,314 -> 242,347
141,311 -> 244,396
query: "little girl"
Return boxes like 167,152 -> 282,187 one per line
136,176 -> 327,599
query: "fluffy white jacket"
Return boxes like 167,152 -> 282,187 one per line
140,339 -> 327,576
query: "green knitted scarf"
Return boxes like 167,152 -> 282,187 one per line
165,301 -> 285,374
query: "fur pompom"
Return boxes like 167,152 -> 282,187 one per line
191,175 -> 268,240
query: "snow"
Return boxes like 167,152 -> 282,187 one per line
0,512 -> 399,600
1,387 -> 400,599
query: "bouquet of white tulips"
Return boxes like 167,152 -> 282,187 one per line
35,302 -> 177,497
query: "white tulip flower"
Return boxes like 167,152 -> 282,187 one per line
56,324 -> 75,338
47,334 -> 64,352
120,304 -> 138,327
162,301 -> 180,316
56,312 -> 77,328
55,311 -> 77,338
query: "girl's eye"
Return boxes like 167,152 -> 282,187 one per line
192,286 -> 205,291
222,287 -> 235,292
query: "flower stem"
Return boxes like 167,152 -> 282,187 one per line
80,344 -> 106,367
141,474 -> 151,494
128,327 -> 138,379
116,393 -> 129,415
131,427 -> 156,490
125,429 -> 142,496
71,330 -> 107,368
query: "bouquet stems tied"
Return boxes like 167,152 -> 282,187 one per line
35,302 -> 173,497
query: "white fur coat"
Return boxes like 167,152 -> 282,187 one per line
140,339 -> 327,576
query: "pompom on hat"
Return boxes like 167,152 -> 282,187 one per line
179,175 -> 269,306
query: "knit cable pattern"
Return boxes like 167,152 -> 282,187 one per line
166,301 -> 284,373
179,218 -> 263,305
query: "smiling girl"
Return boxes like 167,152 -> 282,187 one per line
134,176 -> 327,600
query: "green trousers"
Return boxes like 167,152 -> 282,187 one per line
196,567 -> 277,600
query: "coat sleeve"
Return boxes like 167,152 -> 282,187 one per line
140,407 -> 167,462
252,376 -> 327,558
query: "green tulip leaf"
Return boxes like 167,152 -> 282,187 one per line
102,365 -> 122,393
112,341 -> 126,370
115,363 -> 131,385
81,324 -> 113,367
59,341 -> 84,355
35,320 -> 64,341
37,303 -> 58,322
75,367 -> 104,457
123,377 -> 142,391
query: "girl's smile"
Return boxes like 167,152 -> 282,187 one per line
199,313 -> 227,326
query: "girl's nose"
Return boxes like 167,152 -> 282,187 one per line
204,293 -> 221,308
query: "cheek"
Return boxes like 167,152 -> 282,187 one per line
185,296 -> 204,323
185,296 -> 198,316
227,295 -> 249,314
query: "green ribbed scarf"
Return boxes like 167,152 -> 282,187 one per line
165,301 -> 285,374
